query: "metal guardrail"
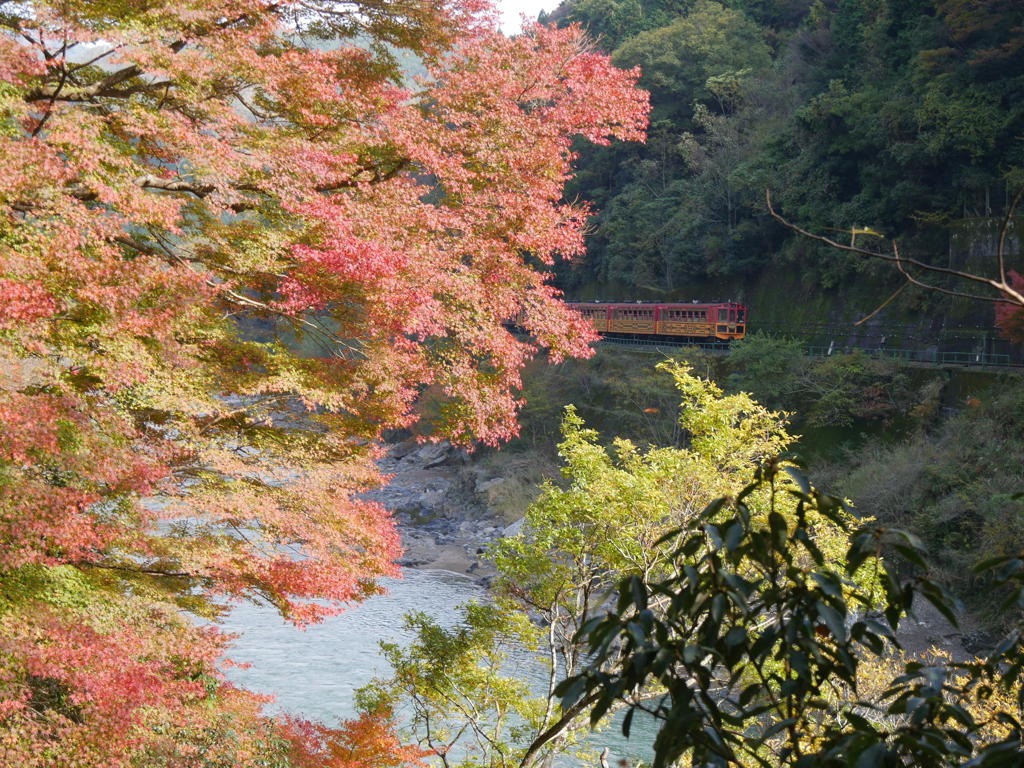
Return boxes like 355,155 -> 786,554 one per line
599,337 -> 1022,368
804,345 -> 1015,367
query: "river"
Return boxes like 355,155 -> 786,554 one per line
222,569 -> 483,721
222,567 -> 655,764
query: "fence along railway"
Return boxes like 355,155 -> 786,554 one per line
567,301 -> 1024,369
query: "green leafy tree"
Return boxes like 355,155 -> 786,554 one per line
556,0 -> 1024,314
558,460 -> 1024,767
612,0 -> 770,126
364,362 -> 873,767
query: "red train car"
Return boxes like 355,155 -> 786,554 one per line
567,301 -> 747,342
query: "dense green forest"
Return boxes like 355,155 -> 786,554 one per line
542,0 -> 1023,318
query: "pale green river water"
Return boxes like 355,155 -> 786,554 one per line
222,568 -> 656,765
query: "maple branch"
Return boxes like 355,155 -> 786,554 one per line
65,44 -> 125,76
25,73 -> 175,102
21,6 -> 275,103
76,560 -> 200,581
57,156 -> 410,210
30,47 -> 69,137
198,395 -> 291,435
119,229 -> 366,359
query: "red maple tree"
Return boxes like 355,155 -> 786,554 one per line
0,1 -> 648,763
996,271 -> 1024,343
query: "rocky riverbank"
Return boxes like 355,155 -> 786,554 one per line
366,440 -> 526,585
367,438 -> 975,662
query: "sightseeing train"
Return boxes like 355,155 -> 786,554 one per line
567,301 -> 748,342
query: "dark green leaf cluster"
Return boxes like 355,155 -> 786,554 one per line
557,461 -> 1024,767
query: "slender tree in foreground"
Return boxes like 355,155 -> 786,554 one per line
0,2 -> 648,764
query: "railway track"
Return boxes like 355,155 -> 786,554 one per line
596,335 -> 1024,370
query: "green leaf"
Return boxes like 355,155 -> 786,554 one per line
817,601 -> 847,642
854,742 -> 887,768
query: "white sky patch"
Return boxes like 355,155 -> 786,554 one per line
497,0 -> 556,33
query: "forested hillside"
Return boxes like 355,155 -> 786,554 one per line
544,0 -> 1023,321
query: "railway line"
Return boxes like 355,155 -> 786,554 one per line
596,333 -> 1024,369
563,301 -> 1023,369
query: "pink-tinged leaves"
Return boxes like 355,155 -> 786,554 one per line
0,0 -> 649,763
996,271 -> 1024,342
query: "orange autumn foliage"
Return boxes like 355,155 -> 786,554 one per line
285,710 -> 432,768
0,0 -> 648,764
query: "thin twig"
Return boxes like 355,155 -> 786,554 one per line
997,186 -> 1024,284
854,281 -> 909,326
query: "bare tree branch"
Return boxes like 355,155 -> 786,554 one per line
997,186 -> 1024,284
765,189 -> 1024,309
854,281 -> 909,326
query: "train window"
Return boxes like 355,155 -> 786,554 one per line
737,309 -> 745,322
718,309 -> 728,322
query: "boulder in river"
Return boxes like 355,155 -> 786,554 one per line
503,517 -> 525,537
414,441 -> 453,468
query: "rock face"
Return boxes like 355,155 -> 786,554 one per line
364,440 -> 512,584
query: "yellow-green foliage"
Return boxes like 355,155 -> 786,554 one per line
495,362 -> 870,603
372,363 -> 883,768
